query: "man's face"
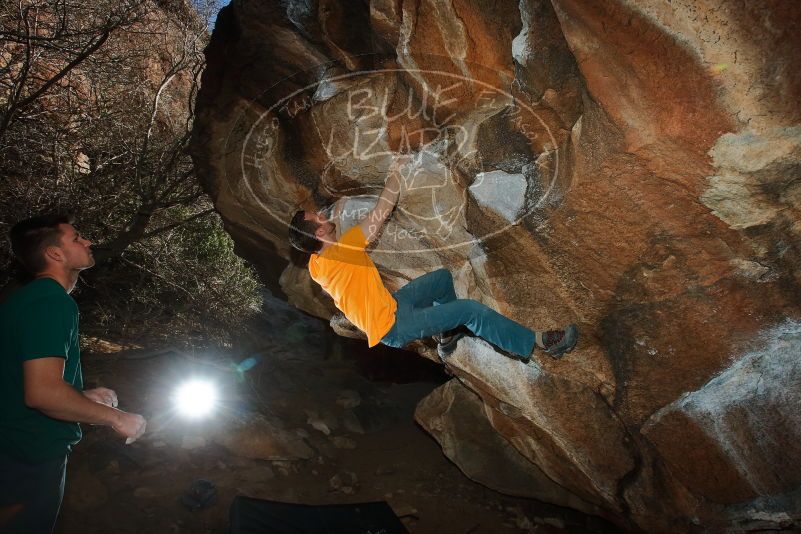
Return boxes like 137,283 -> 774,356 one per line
55,224 -> 95,270
305,210 -> 335,239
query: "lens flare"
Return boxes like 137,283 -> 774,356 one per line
174,380 -> 217,418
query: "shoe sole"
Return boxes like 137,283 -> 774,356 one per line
437,333 -> 465,359
546,324 -> 579,359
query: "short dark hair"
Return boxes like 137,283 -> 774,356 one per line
288,210 -> 322,254
9,213 -> 74,275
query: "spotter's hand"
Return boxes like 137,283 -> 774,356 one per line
112,411 -> 147,444
83,387 -> 118,408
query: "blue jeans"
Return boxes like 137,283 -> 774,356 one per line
0,451 -> 66,533
381,269 -> 536,357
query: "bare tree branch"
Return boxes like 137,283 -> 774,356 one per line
141,208 -> 214,239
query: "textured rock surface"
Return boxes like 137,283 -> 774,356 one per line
191,0 -> 801,530
415,377 -> 606,517
213,414 -> 314,461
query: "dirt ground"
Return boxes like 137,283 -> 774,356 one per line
55,316 -> 617,534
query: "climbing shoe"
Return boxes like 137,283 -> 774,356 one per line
540,324 -> 579,359
435,331 -> 465,360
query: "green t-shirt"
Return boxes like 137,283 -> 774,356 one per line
0,278 -> 83,462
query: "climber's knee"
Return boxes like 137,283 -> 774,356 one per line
433,268 -> 452,282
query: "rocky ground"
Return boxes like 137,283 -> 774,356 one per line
55,306 -> 615,533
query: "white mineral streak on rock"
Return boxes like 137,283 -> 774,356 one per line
451,259 -> 472,298
396,3 -> 430,96
512,0 -> 531,65
313,78 -> 340,102
465,243 -> 491,301
467,243 -> 488,274
645,319 -> 801,495
702,174 -> 781,229
452,337 -> 542,395
469,170 -> 527,223
429,0 -> 472,81
710,127 -> 801,175
702,127 -> 801,230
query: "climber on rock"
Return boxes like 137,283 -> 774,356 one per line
288,157 -> 578,362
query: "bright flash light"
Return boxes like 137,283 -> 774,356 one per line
174,380 -> 217,419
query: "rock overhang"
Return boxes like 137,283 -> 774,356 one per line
190,1 -> 801,530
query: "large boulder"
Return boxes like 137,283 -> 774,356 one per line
191,0 -> 801,530
415,377 -> 607,518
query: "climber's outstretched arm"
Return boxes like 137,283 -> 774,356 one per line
359,159 -> 404,244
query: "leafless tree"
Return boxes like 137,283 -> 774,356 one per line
0,0 -> 261,344
0,0 -> 147,143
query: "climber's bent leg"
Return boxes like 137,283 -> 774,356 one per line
391,268 -> 457,310
382,298 -> 536,357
